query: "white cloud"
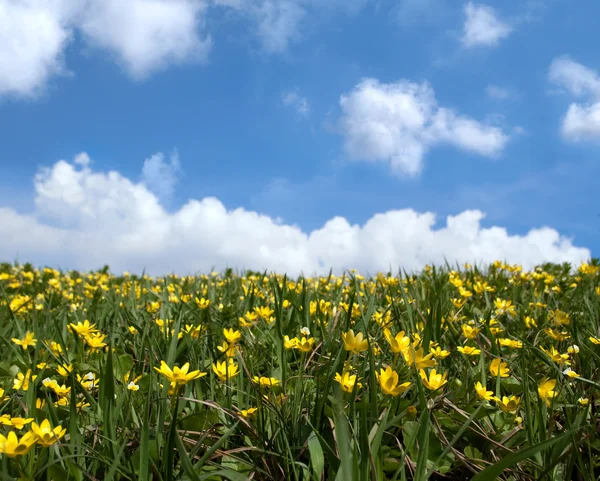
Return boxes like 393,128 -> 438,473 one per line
0,0 -> 77,97
549,56 -> 600,141
77,0 -> 212,79
282,90 -> 309,116
549,56 -> 600,97
141,152 -> 181,200
338,78 -> 508,176
486,85 -> 512,100
0,153 -> 589,275
0,0 -> 211,94
213,0 -> 366,53
462,2 -> 512,48
0,0 -> 368,97
254,0 -> 305,53
562,103 -> 600,141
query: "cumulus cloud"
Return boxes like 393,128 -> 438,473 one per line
77,0 -> 212,78
0,0 -> 369,96
549,56 -> 600,141
282,90 -> 309,116
462,2 -> 512,48
0,153 -> 589,275
0,0 -> 77,96
0,0 -> 211,92
338,78 -> 508,176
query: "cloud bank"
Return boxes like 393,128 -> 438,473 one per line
0,153 -> 589,276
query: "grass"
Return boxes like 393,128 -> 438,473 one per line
0,259 -> 599,480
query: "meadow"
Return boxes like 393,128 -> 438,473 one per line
0,260 -> 599,480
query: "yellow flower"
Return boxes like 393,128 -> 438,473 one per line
384,329 -> 410,354
544,328 -> 570,341
451,298 -> 466,309
341,329 -> 369,354
459,287 -> 472,298
283,336 -> 298,349
457,346 -> 481,356
217,341 -> 237,358
13,369 -> 37,391
56,364 -> 73,377
562,368 -> 579,379
538,378 -> 557,406
473,281 -> 495,294
498,338 -> 523,349
489,358 -> 510,378
334,371 -> 362,393
429,346 -> 451,359
68,320 -> 99,337
2,417 -> 34,430
48,380 -> 71,397
296,337 -> 315,352
494,395 -> 520,413
127,381 -> 140,391
589,336 -> 600,345
240,407 -> 258,418
524,316 -> 537,329
578,397 -> 589,406
223,328 -> 242,344
252,376 -> 280,387
239,312 -> 258,327
154,361 -> 207,386
128,326 -> 139,335
254,305 -> 275,323
195,297 -> 211,309
474,382 -> 494,401
376,366 -> 411,396
402,345 -> 436,370
494,299 -> 516,316
540,346 -> 571,366
12,331 -> 37,349
420,369 -> 448,391
212,359 -> 240,382
48,341 -> 63,355
0,431 -> 36,457
77,372 -> 100,390
461,324 -> 480,340
184,324 -> 204,339
549,309 -> 570,326
84,332 -> 107,350
30,419 -> 66,447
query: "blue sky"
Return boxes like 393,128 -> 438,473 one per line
0,0 -> 598,274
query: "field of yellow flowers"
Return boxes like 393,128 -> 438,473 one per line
1,260 -> 600,480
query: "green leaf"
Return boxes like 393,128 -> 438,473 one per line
471,430 -> 579,481
307,430 -> 325,480
414,408 -> 430,481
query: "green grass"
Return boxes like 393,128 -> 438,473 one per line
0,259 -> 599,480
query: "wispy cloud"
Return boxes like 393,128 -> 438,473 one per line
461,2 -> 512,48
282,90 -> 310,116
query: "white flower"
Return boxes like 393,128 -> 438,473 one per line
567,345 -> 579,354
